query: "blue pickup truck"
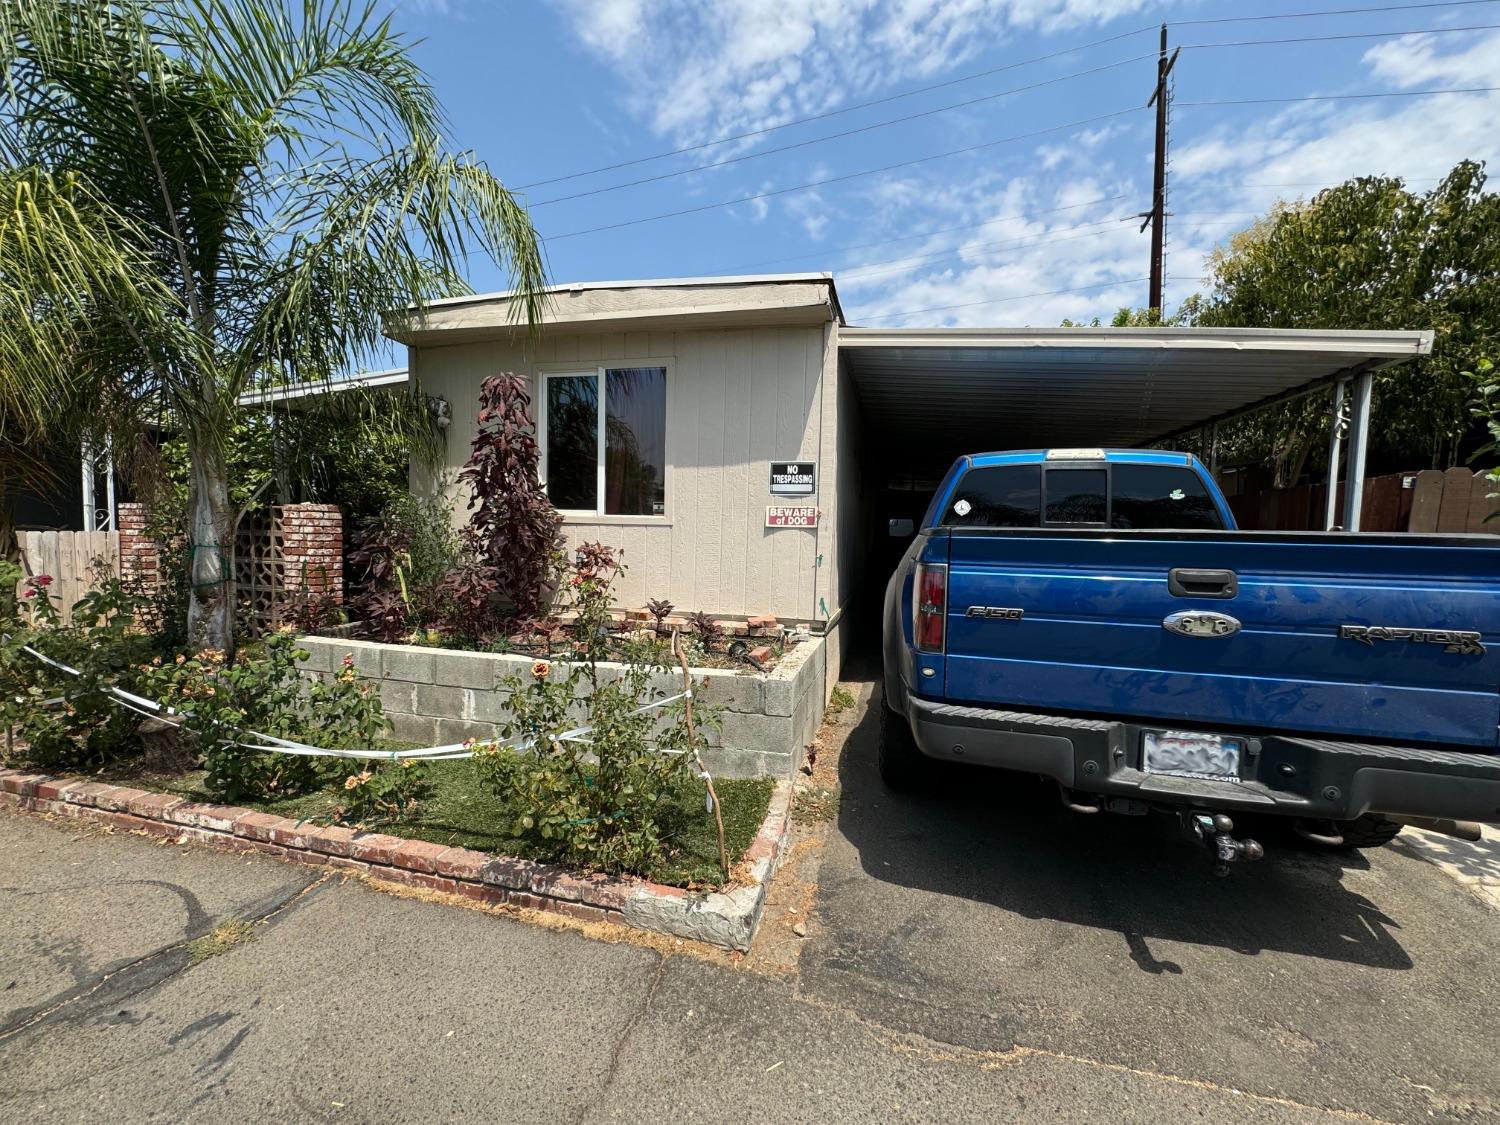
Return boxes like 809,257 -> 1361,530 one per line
881,448 -> 1500,867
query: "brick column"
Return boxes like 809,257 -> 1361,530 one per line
117,502 -> 161,599
276,503 -> 343,605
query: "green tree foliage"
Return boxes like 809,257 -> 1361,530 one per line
0,0 -> 544,654
1194,162 -> 1500,483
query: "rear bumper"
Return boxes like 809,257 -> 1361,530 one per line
905,695 -> 1500,824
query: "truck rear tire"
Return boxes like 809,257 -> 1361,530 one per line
1333,814 -> 1404,849
878,702 -> 928,789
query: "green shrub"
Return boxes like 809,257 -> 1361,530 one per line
139,631 -> 388,803
329,759 -> 432,828
0,564 -> 156,770
473,544 -> 721,877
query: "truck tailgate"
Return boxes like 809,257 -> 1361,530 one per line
942,530 -> 1500,749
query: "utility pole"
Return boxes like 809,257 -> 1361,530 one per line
1140,24 -> 1179,318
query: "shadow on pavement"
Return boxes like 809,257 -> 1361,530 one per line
830,666 -> 1413,972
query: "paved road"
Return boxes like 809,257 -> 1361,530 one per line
2,675 -> 1497,1122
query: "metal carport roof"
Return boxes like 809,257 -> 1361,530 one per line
838,325 -> 1433,453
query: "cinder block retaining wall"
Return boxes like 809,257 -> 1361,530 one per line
296,635 -> 826,779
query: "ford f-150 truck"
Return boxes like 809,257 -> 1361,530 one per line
881,448 -> 1500,868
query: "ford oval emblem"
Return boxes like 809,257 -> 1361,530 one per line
1163,610 -> 1241,639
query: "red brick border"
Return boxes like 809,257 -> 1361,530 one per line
0,767 -> 793,946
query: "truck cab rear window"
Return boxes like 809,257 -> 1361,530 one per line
1043,468 -> 1106,525
943,464 -> 1040,527
1111,464 -> 1223,529
942,461 -> 1226,529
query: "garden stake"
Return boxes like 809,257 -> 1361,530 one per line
673,628 -> 729,882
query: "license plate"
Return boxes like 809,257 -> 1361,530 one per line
1142,730 -> 1243,782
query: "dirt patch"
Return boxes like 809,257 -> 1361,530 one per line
186,920 -> 256,963
744,681 -> 866,974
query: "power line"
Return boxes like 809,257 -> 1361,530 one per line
546,108 -> 1142,241
1179,85 -> 1500,107
531,52 -> 1154,207
859,278 -> 1152,323
838,220 -> 1134,281
515,24 -> 1157,191
727,195 -> 1136,270
837,220 -> 1252,286
532,23 -> 1500,210
1181,21 -> 1500,49
1176,0 -> 1500,24
518,0 -> 1497,192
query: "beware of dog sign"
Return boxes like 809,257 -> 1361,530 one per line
766,506 -> 818,528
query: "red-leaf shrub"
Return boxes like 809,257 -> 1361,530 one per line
459,374 -> 563,621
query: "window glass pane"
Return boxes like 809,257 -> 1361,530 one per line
943,464 -> 1040,527
604,367 -> 666,516
546,374 -> 598,510
1111,464 -> 1223,529
1044,468 -> 1106,524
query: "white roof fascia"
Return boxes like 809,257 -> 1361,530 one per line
837,326 -> 1434,359
236,368 -> 410,408
419,273 -> 835,311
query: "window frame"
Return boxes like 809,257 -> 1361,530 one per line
535,359 -> 672,524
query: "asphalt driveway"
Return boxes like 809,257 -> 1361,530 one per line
795,670 -> 1500,1123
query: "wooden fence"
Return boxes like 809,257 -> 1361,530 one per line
14,530 -> 121,624
1226,468 -> 1496,533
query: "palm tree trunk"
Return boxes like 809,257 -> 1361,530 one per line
185,427 -> 235,656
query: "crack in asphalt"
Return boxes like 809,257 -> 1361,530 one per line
782,981 -> 1401,1124
0,873 -> 330,1045
572,953 -> 669,1125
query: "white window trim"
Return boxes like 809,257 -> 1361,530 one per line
536,359 -> 672,524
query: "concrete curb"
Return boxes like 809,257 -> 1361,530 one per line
0,767 -> 792,952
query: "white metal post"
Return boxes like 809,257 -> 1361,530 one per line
1324,380 -> 1346,530
1340,372 -> 1374,532
103,435 -> 117,531
80,439 -> 97,532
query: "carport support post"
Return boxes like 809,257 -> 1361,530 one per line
1323,380 -> 1346,530
1340,372 -> 1374,532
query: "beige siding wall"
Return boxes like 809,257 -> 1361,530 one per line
412,322 -> 832,620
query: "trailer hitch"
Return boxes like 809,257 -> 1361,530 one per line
1185,812 -> 1263,876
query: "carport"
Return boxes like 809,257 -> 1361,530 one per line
838,325 -> 1433,532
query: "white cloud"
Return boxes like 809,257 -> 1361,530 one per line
552,0 -> 1152,145
1364,29 -> 1499,88
830,172 -> 1147,325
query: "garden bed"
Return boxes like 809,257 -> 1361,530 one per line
0,767 -> 794,951
378,616 -> 797,673
94,754 -> 774,888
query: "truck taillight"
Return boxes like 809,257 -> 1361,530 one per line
914,563 -> 947,653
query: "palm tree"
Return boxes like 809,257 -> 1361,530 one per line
0,0 -> 545,653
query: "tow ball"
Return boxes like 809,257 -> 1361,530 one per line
1185,812 -> 1264,876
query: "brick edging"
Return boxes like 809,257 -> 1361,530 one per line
0,768 -> 792,951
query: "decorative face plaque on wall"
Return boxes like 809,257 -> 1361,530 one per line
770,462 -> 816,495
766,506 -> 818,528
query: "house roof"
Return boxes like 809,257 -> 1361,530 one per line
386,273 -> 844,344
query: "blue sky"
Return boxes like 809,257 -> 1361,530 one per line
391,0 -> 1500,328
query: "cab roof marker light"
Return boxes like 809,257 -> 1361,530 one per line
1045,447 -> 1106,461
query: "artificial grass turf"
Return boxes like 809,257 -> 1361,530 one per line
101,753 -> 775,888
